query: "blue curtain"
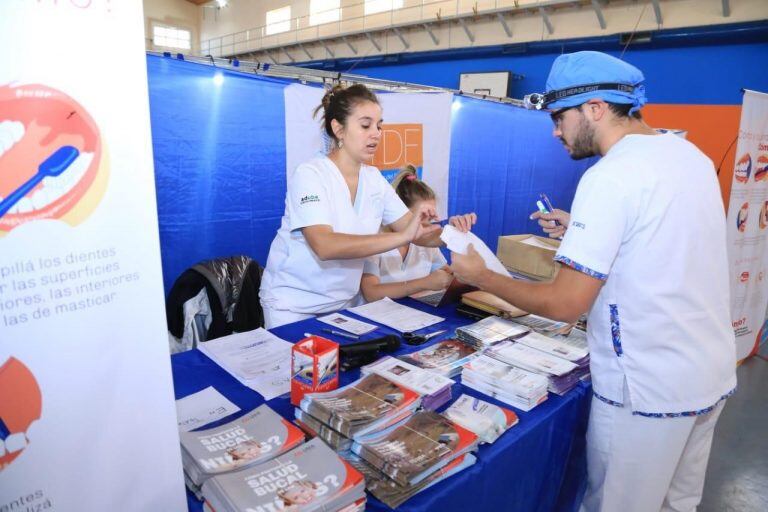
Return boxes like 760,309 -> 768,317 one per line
147,55 -> 593,294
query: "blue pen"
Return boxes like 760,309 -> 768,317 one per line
539,193 -> 560,226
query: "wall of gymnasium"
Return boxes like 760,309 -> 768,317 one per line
296,21 -> 768,210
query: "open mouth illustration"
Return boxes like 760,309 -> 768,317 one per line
755,154 -> 768,182
0,356 -> 42,472
734,153 -> 752,183
0,84 -> 108,234
737,202 -> 749,233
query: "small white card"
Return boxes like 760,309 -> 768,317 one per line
348,297 -> 444,333
175,386 -> 241,432
317,312 -> 378,335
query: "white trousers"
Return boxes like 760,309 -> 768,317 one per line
580,384 -> 725,512
261,303 -> 315,329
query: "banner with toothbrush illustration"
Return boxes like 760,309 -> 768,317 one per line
0,1 -> 185,510
726,89 -> 768,360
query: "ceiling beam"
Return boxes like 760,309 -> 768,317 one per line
540,7 -> 554,35
392,27 -> 410,50
496,13 -> 512,38
458,18 -> 475,43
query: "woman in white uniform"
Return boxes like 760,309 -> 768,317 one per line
259,84 -> 475,328
360,166 -> 458,302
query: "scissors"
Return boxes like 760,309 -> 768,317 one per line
402,329 -> 447,346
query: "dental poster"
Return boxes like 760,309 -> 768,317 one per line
284,84 -> 453,219
726,89 -> 768,360
0,2 -> 185,511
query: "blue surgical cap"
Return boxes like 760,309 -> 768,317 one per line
545,51 -> 647,114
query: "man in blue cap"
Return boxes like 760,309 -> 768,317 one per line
451,51 -> 737,512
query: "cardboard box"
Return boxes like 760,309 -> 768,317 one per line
290,335 -> 339,406
497,234 -> 560,280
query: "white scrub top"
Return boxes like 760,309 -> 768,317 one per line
363,244 -> 447,284
260,156 -> 409,314
555,133 -> 737,416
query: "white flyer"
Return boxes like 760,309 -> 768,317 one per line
362,356 -> 454,395
348,297 -> 444,332
175,386 -> 241,432
515,332 -> 588,362
441,225 -> 511,276
198,328 -> 292,400
317,312 -> 378,335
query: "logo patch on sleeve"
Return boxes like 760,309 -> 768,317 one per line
300,194 -> 320,205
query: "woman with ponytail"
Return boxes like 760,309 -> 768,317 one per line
260,84 -> 475,328
360,166 -> 467,302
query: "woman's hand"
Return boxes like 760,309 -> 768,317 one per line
403,202 -> 439,242
448,212 -> 477,233
425,266 -> 454,290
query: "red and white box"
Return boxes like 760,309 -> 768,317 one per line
291,335 -> 339,406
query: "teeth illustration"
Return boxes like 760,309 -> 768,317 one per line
0,120 -> 24,156
5,432 -> 26,453
7,151 -> 93,214
25,419 -> 40,442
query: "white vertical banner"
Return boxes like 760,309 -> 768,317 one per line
0,1 -> 185,511
285,84 -> 453,219
726,89 -> 768,360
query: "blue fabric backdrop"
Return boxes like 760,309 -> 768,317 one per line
146,54 -> 593,295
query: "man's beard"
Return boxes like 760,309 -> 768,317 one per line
564,116 -> 596,160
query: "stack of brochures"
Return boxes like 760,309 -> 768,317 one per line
297,373 -> 421,441
455,316 -> 530,349
443,394 -> 519,444
461,354 -> 549,411
180,404 -> 305,497
342,451 -> 477,509
511,313 -> 573,336
398,339 -> 479,378
485,339 -> 585,395
202,438 -> 366,512
351,410 -> 479,487
361,356 -> 455,410
293,408 -> 352,452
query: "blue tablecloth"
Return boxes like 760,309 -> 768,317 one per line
172,298 -> 590,512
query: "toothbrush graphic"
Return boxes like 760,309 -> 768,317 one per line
0,145 -> 80,217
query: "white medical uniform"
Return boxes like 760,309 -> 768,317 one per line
260,156 -> 409,328
363,244 -> 447,284
554,133 -> 737,512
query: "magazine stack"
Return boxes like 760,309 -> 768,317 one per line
295,373 -> 421,452
455,316 -> 530,349
351,410 -> 479,487
398,339 -> 479,378
485,339 -> 584,395
461,354 -> 549,411
180,404 -> 305,497
201,438 -> 366,512
343,451 -> 477,509
443,394 -> 519,444
361,356 -> 455,410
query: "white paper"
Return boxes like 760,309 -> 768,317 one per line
198,328 -> 292,400
441,225 -> 511,276
362,356 -> 454,395
515,332 -> 588,362
488,341 -> 577,377
175,386 -> 241,432
348,297 -> 444,332
520,236 -> 558,251
317,312 -> 378,335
